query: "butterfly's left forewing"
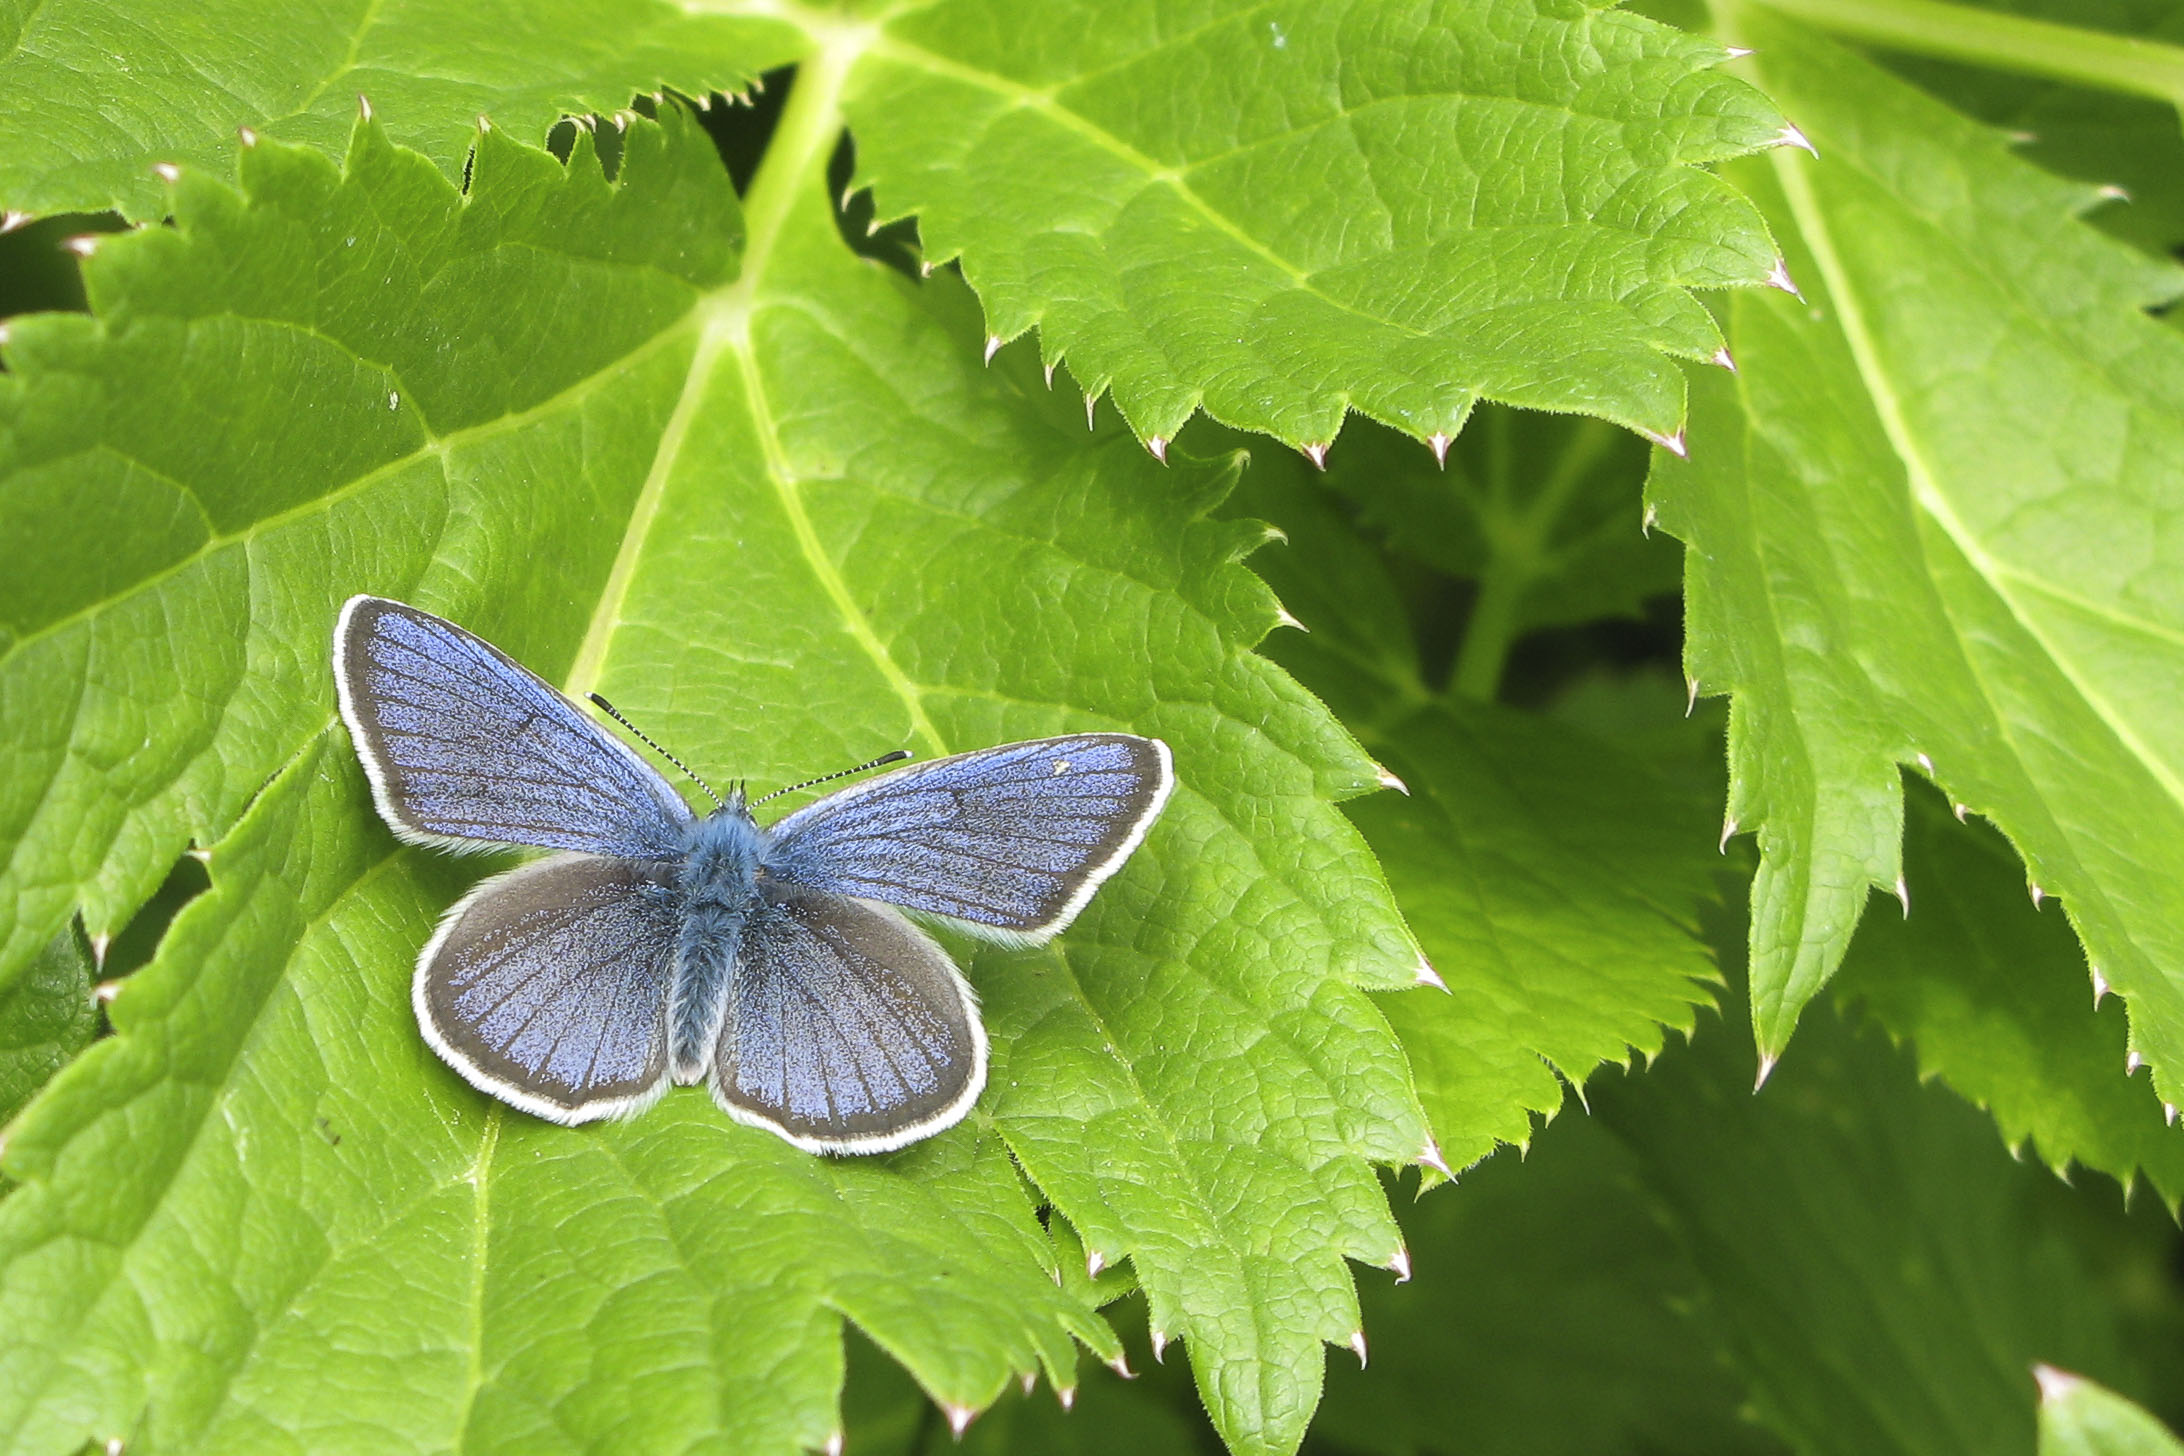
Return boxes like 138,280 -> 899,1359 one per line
766,733 -> 1172,944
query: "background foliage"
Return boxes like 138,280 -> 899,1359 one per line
2,0 -> 2181,1453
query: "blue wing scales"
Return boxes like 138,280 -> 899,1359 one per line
765,734 -> 1172,943
711,884 -> 986,1153
335,596 -> 692,858
416,853 -> 680,1123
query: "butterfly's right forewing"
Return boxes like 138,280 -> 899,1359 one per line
336,596 -> 693,857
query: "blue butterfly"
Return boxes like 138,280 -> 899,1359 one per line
333,596 -> 1172,1153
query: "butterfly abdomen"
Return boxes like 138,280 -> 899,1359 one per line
667,810 -> 769,1079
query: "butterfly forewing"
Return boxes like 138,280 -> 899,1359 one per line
710,884 -> 986,1153
417,854 -> 680,1123
766,734 -> 1172,943
336,596 -> 693,857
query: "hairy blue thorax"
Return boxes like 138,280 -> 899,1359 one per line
674,793 -> 771,911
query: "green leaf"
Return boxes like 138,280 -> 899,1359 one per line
1834,783 -> 2184,1212
1600,991 -> 2171,1456
0,0 -> 804,219
848,0 -> 1792,451
1234,449 -> 1724,1171
0,78 -> 1428,1456
0,926 -> 96,1135
1647,15 -> 2184,1100
1315,1116 -> 1782,1456
2038,1369 -> 2184,1456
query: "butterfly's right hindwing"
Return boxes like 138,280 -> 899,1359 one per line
335,596 -> 693,857
416,854 -> 679,1123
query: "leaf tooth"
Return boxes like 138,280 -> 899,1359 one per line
2097,183 -> 2132,203
1952,801 -> 1971,821
1771,123 -> 1819,158
1042,359 -> 1056,388
1373,763 -> 1409,796
1417,1137 -> 1452,1179
1149,1328 -> 1168,1362
152,162 -> 181,183
1711,346 -> 1737,372
1085,1246 -> 1104,1280
1753,1052 -> 1778,1091
983,334 -> 1002,366
1723,44 -> 1754,58
1385,1246 -> 1412,1283
0,211 -> 28,233
1685,676 -> 1701,716
1641,426 -> 1687,459
1641,501 -> 1659,537
1084,394 -> 1098,430
943,1402 -> 976,1438
63,234 -> 102,258
823,1432 -> 843,1456
238,125 -> 259,147
1019,1370 -> 1036,1396
1413,956 -> 1447,994
2126,1049 -> 2142,1075
1893,875 -> 1910,917
1301,441 -> 1329,470
1272,604 -> 1307,633
1106,1352 -> 1135,1379
2091,967 -> 2110,1007
90,931 -> 112,969
1763,257 -> 1803,299
1057,1385 -> 1077,1411
1428,431 -> 1452,466
2030,883 -> 2046,909
1145,435 -> 1168,464
2166,1102 -> 2178,1126
2034,1365 -> 2081,1404
1347,1330 -> 1368,1368
1718,816 -> 1739,854
95,978 -> 122,1005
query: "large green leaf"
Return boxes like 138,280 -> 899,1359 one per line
1835,784 -> 2184,1212
1648,15 -> 2184,1105
0,0 -> 804,220
1235,446 -> 1724,1171
1600,991 -> 2172,1456
0,73 -> 1426,1456
850,0 -> 1792,453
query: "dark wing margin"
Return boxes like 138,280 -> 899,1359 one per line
766,734 -> 1173,944
711,884 -> 986,1154
416,854 -> 679,1124
334,595 -> 693,858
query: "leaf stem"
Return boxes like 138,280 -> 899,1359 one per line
1750,0 -> 2184,105
1447,417 -> 1617,701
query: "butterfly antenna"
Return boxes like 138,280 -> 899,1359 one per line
587,693 -> 724,809
753,750 -> 913,805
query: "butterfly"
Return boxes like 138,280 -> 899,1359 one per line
333,596 -> 1173,1153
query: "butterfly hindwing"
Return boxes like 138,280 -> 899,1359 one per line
710,883 -> 986,1153
766,733 -> 1172,944
416,853 -> 681,1123
335,595 -> 693,857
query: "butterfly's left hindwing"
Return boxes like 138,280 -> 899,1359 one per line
767,733 -> 1172,944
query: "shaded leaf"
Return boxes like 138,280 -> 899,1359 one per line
0,926 -> 96,1134
1236,452 -> 1724,1171
1835,783 -> 2184,1212
850,0 -> 1792,451
1600,991 -> 2175,1456
1314,1116 -> 1781,1456
1647,18 -> 2184,1103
